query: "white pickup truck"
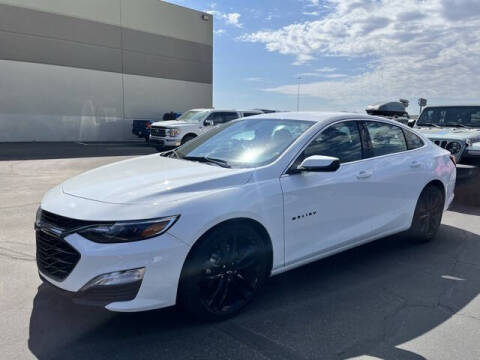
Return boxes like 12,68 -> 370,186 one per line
149,109 -> 262,150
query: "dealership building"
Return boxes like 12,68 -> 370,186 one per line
0,0 -> 213,142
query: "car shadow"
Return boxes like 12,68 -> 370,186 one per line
450,165 -> 480,212
0,142 -> 156,161
28,223 -> 480,360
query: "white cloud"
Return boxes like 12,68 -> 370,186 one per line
303,11 -> 321,16
298,71 -> 345,78
207,10 -> 242,28
225,13 -> 242,27
316,67 -> 336,72
245,77 -> 262,82
241,0 -> 480,106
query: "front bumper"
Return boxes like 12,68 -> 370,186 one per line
38,231 -> 190,312
465,148 -> 480,157
149,135 -> 181,147
40,273 -> 143,307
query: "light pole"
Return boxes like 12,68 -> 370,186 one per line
418,98 -> 427,115
296,76 -> 302,112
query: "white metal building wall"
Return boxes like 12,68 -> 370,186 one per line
0,0 -> 213,141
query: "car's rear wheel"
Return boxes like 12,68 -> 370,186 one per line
180,222 -> 270,320
181,134 -> 196,145
408,185 -> 445,243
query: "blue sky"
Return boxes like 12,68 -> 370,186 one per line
167,0 -> 480,114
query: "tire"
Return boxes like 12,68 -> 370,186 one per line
408,185 -> 445,243
181,134 -> 196,145
179,222 -> 270,321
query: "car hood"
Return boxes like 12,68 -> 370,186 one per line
62,154 -> 252,205
151,120 -> 199,128
415,127 -> 480,141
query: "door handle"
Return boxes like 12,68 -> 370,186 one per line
356,170 -> 372,179
410,161 -> 421,168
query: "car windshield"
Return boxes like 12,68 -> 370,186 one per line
172,119 -> 314,168
176,110 -> 210,123
417,107 -> 480,128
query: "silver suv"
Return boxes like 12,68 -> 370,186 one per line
415,105 -> 480,162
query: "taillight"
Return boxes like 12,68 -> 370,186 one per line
449,154 -> 456,166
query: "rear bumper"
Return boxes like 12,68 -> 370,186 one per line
132,129 -> 149,138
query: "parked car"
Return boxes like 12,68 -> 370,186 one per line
415,105 -> 480,163
36,112 -> 455,320
149,109 -> 262,150
131,113 -> 181,143
131,119 -> 154,142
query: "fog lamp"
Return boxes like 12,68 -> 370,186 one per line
80,268 -> 145,291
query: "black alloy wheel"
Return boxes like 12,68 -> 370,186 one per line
409,185 -> 445,243
180,222 -> 270,320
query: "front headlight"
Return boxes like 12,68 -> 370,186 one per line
168,128 -> 180,137
35,207 -> 42,228
77,216 -> 179,243
446,141 -> 462,155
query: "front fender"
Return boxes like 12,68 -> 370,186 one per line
166,179 -> 285,271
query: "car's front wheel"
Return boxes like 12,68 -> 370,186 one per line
181,134 -> 196,145
179,222 -> 270,320
408,185 -> 445,243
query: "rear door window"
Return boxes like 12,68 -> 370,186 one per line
211,112 -> 239,124
365,121 -> 408,157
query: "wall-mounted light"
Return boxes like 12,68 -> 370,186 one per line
201,14 -> 210,21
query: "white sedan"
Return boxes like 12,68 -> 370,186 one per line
36,112 -> 456,320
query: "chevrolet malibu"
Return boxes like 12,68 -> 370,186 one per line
36,112 -> 456,320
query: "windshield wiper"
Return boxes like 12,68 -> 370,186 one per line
182,156 -> 231,168
160,149 -> 179,158
445,123 -> 472,128
417,122 -> 441,128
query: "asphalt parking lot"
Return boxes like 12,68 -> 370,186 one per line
1,142 -> 480,360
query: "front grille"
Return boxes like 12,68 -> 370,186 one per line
40,210 -> 96,231
433,140 -> 448,149
36,231 -> 81,281
150,127 -> 167,137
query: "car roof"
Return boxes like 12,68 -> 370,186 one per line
246,111 -> 390,124
423,105 -> 480,108
188,109 -> 253,113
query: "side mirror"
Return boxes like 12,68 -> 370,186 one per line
297,155 -> 340,172
204,120 -> 214,126
408,119 -> 416,128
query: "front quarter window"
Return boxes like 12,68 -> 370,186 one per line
174,119 -> 313,168
403,129 -> 424,150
